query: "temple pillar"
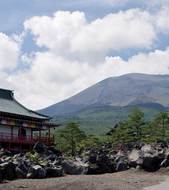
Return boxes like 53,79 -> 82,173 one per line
11,126 -> 13,139
39,129 -> 41,140
48,127 -> 51,144
31,129 -> 33,140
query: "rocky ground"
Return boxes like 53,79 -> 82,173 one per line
0,169 -> 167,190
1,141 -> 169,188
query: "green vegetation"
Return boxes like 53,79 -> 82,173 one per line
54,108 -> 169,154
54,105 -> 169,135
55,122 -> 86,156
108,109 -> 169,145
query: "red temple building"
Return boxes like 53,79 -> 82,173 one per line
0,88 -> 59,152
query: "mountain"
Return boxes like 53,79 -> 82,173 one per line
40,73 -> 169,116
40,73 -> 169,134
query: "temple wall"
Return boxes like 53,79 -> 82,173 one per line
0,125 -> 31,136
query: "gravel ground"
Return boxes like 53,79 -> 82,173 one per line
0,169 -> 167,190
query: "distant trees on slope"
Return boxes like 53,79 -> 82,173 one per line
109,108 -> 169,145
55,108 -> 169,156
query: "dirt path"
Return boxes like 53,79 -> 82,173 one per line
0,169 -> 167,190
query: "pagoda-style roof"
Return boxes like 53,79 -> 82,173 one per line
0,88 -> 49,120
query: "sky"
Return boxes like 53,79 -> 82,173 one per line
1,0 -> 169,110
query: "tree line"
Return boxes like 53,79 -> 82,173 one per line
55,108 -> 169,156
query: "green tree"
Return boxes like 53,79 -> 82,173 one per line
141,121 -> 158,143
109,108 -> 145,145
78,134 -> 102,151
128,108 -> 145,141
110,121 -> 134,145
56,122 -> 86,157
153,112 -> 169,140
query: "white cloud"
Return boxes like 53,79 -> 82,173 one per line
103,48 -> 169,77
0,33 -> 20,72
72,9 -> 155,53
2,8 -> 169,110
9,47 -> 169,110
24,9 -> 156,61
154,7 -> 169,33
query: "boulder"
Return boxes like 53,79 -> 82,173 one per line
0,162 -> 16,180
47,147 -> 62,157
142,156 -> 161,172
15,161 -> 29,178
156,140 -> 168,149
128,149 -> 143,167
86,148 -> 115,174
140,144 -> 163,172
160,158 -> 169,168
164,148 -> 169,158
96,154 -> 114,174
27,165 -> 46,179
141,144 -> 156,155
0,169 -> 2,183
45,154 -> 57,162
33,142 -> 47,154
125,141 -> 144,151
87,163 -> 100,175
62,160 -> 88,175
46,166 -> 63,177
16,167 -> 26,179
88,152 -> 97,164
116,161 -> 129,172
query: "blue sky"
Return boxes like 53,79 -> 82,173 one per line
1,0 -> 167,59
0,0 -> 112,33
0,0 -> 169,109
0,0 -> 163,33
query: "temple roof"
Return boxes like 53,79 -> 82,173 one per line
0,88 -> 49,120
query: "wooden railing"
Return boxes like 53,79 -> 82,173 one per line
0,132 -> 54,145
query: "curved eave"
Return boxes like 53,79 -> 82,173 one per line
13,98 -> 50,119
0,110 -> 49,121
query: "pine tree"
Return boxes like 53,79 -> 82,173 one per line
56,122 -> 86,156
128,108 -> 145,141
153,112 -> 169,140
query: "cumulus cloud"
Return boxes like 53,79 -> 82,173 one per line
0,33 -> 20,72
154,7 -> 169,33
2,8 -> 169,110
24,9 -> 156,61
103,48 -> 169,77
9,47 -> 169,110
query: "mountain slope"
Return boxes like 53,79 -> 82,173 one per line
40,73 -> 169,117
52,104 -> 168,135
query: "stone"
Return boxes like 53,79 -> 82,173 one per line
62,160 -> 88,175
46,166 -> 63,177
141,144 -> 156,155
27,165 -> 46,179
47,147 -> 62,157
139,144 -> 163,172
116,161 -> 129,172
160,158 -> 169,168
128,149 -> 143,167
0,162 -> 16,180
15,161 -> 29,178
88,152 -> 97,164
33,142 -> 47,154
142,156 -> 161,172
87,163 -> 100,175
16,167 -> 27,179
96,154 -> 114,174
0,169 -> 2,183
